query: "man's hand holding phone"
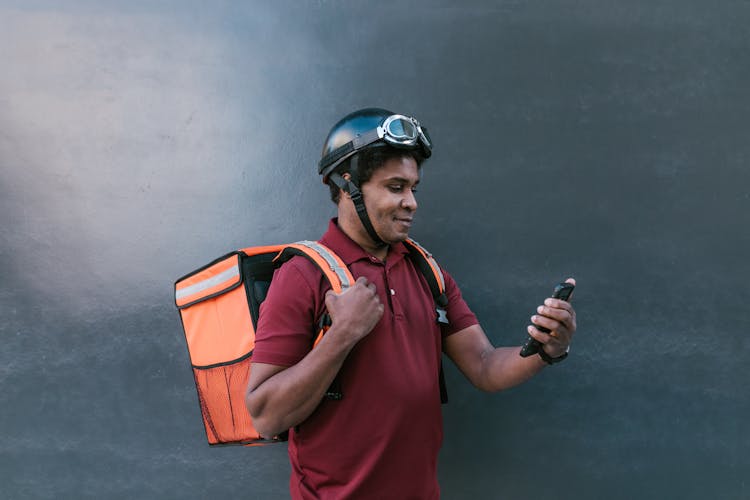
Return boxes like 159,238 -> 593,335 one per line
520,278 -> 577,363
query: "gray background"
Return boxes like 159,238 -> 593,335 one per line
1,1 -> 748,499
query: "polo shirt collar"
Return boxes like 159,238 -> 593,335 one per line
320,218 -> 409,266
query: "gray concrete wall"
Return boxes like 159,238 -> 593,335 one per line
1,1 -> 748,498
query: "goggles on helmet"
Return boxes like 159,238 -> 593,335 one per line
378,114 -> 432,152
319,114 -> 432,177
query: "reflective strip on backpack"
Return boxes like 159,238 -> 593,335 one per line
289,240 -> 354,290
175,265 -> 239,301
174,254 -> 243,308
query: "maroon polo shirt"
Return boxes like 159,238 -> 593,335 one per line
253,219 -> 478,499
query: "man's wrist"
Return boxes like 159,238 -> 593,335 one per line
539,345 -> 570,365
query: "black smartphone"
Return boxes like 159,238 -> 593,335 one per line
519,282 -> 575,357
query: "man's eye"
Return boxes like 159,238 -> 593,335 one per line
388,185 -> 404,192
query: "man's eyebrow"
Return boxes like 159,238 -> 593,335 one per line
383,176 -> 420,184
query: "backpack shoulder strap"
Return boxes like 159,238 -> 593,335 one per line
274,240 -> 355,294
274,239 -> 355,347
273,241 -> 353,401
403,238 -> 450,325
403,238 -> 452,404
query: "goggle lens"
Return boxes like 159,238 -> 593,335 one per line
386,118 -> 417,140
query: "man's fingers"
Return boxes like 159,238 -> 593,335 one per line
527,325 -> 555,344
544,297 -> 574,310
353,276 -> 378,294
528,324 -> 569,347
530,313 -> 559,332
536,304 -> 572,322
530,314 -> 573,339
355,276 -> 372,287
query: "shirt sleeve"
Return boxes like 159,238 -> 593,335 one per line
252,257 -> 325,367
440,268 -> 479,337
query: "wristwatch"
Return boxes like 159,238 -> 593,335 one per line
538,346 -> 569,365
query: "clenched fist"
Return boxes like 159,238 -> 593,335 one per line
324,276 -> 384,346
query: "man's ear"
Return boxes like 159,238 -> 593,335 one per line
341,172 -> 352,198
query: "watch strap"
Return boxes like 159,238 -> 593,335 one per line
539,346 -> 569,365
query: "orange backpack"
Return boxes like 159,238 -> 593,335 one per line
174,239 -> 449,446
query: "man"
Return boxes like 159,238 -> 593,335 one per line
246,108 -> 577,499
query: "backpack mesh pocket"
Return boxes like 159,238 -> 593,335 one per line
192,355 -> 260,445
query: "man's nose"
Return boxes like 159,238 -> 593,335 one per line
402,189 -> 418,211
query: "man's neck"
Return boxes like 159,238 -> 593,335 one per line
336,215 -> 389,261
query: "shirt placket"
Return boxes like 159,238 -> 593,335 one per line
383,259 -> 404,322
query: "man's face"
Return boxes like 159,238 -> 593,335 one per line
360,155 -> 420,244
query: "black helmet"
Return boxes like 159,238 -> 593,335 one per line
318,107 -> 433,248
318,107 -> 432,182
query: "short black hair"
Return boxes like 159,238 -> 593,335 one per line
327,145 -> 426,204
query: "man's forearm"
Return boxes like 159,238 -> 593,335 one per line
445,325 -> 549,393
246,329 -> 355,438
478,346 -> 547,392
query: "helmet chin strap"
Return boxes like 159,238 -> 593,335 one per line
329,167 -> 386,249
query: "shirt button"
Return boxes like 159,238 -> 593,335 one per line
390,289 -> 395,295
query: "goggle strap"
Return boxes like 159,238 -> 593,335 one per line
319,142 -> 354,173
352,129 -> 381,150
319,129 -> 381,173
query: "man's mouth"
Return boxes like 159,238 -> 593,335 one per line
394,217 -> 413,228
